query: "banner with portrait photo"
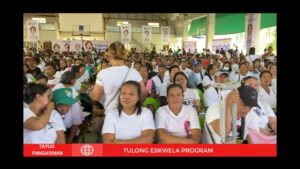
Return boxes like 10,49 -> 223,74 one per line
27,20 -> 40,41
51,40 -> 63,54
82,40 -> 95,52
212,38 -> 232,52
61,40 -> 72,53
121,24 -> 131,43
161,26 -> 170,44
93,40 -> 111,53
245,13 -> 259,50
183,41 -> 197,53
142,26 -> 152,44
70,40 -> 83,52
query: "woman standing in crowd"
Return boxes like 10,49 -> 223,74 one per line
23,83 -> 66,144
102,81 -> 155,144
155,83 -> 201,144
174,72 -> 201,114
258,71 -> 277,112
90,41 -> 147,114
52,88 -> 83,143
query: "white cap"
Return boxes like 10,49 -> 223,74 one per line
214,71 -> 229,77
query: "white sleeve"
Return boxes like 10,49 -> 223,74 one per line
155,108 -> 167,129
244,111 -> 260,140
95,70 -> 104,86
264,103 -> 276,118
102,111 -> 116,134
189,108 -> 201,129
193,89 -> 200,101
131,69 -> 143,82
205,104 -> 220,125
23,109 -> 36,123
141,108 -> 155,130
71,103 -> 83,125
204,89 -> 215,107
52,111 -> 66,131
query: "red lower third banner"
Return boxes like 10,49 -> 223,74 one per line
24,144 -> 276,157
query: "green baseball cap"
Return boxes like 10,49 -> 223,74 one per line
52,88 -> 79,106
143,97 -> 159,112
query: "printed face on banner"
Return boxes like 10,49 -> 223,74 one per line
83,40 -> 94,51
142,26 -> 152,44
161,26 -> 170,44
27,20 -> 40,41
70,40 -> 83,52
51,40 -> 62,53
61,41 -> 72,52
121,24 -> 131,43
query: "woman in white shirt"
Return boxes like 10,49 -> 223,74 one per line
155,83 -> 201,144
90,41 -> 148,114
23,83 -> 65,144
102,81 -> 155,144
233,63 -> 253,82
203,64 -> 217,86
174,72 -> 201,114
258,71 -> 277,112
241,76 -> 276,135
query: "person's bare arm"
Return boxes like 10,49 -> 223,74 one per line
67,125 -> 80,143
194,99 -> 201,113
56,130 -> 66,144
90,84 -> 104,101
157,128 -> 200,144
102,133 -> 115,144
268,117 -> 276,134
24,102 -> 55,131
112,129 -> 155,144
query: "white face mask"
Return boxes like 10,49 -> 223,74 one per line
151,61 -> 156,65
96,59 -> 101,64
223,67 -> 229,70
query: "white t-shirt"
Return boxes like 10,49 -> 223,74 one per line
25,73 -> 34,82
233,72 -> 254,82
77,70 -> 90,85
54,69 -> 68,82
203,87 -> 231,108
180,66 -> 192,77
155,105 -> 200,138
52,83 -> 79,99
243,110 -> 260,140
60,102 -> 84,129
258,86 -> 277,109
47,77 -> 59,88
96,65 -> 142,114
247,101 -> 276,130
23,108 -> 66,144
102,107 -> 155,140
163,71 -> 170,83
159,82 -> 172,97
183,88 -> 200,108
271,79 -> 277,93
151,75 -> 164,95
203,75 -> 214,86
